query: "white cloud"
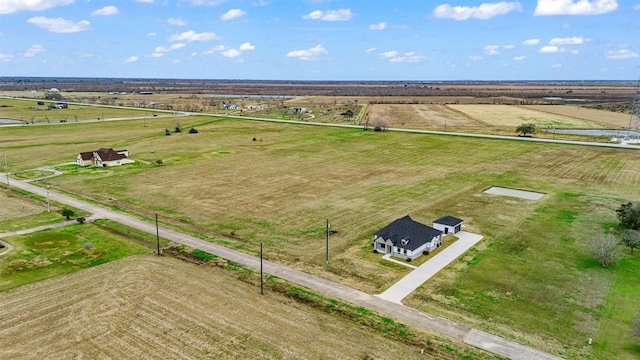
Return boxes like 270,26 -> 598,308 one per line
551,63 -> 562,68
126,56 -> 139,62
221,9 -> 247,21
286,44 -> 328,61
27,17 -> 90,33
182,0 -> 227,6
540,45 -> 564,53
302,9 -> 352,21
148,32 -> 157,36
522,38 -> 540,45
169,30 -> 219,42
534,0 -> 618,16
151,43 -> 186,57
252,0 -> 268,6
605,49 -> 639,60
380,50 -> 399,58
167,17 -> 188,26
513,55 -> 526,61
23,45 -> 44,58
222,49 -> 241,57
239,42 -> 255,51
136,0 -> 154,3
91,6 -> 119,16
369,22 -> 387,30
0,0 -> 74,15
469,55 -> 484,60
23,45 -> 45,57
483,45 -> 500,55
549,36 -> 589,45
365,47 -> 376,53
634,4 -> 640,10
0,53 -> 14,63
432,2 -> 523,20
570,49 -> 579,54
389,52 -> 428,63
503,44 -> 514,49
202,45 -> 226,55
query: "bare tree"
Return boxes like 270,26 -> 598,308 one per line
590,233 -> 623,267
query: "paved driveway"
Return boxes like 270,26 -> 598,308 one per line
377,231 -> 483,303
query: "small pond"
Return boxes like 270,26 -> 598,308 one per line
542,129 -> 640,137
483,187 -> 545,200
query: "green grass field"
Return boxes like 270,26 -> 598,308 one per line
1,113 -> 639,359
0,97 -> 155,124
0,222 -> 149,291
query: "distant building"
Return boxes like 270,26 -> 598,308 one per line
48,88 -> 60,92
77,148 -> 133,167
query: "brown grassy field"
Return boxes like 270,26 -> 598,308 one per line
0,190 -> 43,222
2,111 -> 639,358
0,254 -> 495,359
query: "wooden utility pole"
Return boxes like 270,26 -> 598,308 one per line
260,242 -> 264,295
155,213 -> 160,256
46,180 -> 50,213
326,218 -> 330,264
2,151 -> 8,185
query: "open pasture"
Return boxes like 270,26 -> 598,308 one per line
0,97 -> 155,124
1,116 -> 639,358
519,104 -> 632,128
0,255 -> 492,360
447,104 -> 611,128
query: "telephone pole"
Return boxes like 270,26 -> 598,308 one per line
155,213 -> 160,256
325,218 -> 330,264
2,151 -> 8,185
260,242 -> 264,295
46,180 -> 51,213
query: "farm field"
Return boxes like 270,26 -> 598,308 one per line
0,97 -> 157,124
446,104 -> 612,128
0,221 -> 149,291
1,113 -> 639,358
0,255 -> 496,360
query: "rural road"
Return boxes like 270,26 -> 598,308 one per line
1,174 -> 563,360
1,95 -> 638,150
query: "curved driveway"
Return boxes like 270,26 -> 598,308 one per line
1,173 -> 562,360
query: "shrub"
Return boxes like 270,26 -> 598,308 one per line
189,127 -> 199,134
77,217 -> 86,224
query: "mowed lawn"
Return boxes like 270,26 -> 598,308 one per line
1,116 -> 639,359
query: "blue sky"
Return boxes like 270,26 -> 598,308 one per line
0,0 -> 639,80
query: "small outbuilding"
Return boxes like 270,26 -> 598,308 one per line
432,215 -> 464,235
373,215 -> 443,261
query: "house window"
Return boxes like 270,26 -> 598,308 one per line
379,243 -> 385,249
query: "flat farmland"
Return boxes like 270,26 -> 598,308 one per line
0,255 -> 492,360
2,116 -> 640,358
366,104 -> 480,128
0,97 -> 154,124
519,105 -> 631,128
447,104 -> 611,128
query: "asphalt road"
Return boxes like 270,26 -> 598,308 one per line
1,174 -> 563,360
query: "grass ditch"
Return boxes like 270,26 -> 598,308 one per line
164,244 -> 503,360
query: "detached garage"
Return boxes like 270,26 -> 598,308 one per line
433,216 -> 464,235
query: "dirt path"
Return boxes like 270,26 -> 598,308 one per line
1,174 -> 563,360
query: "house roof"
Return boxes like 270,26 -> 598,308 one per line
434,215 -> 464,227
95,148 -> 127,162
79,151 -> 94,161
375,215 -> 442,251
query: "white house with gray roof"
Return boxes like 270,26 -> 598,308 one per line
373,215 -> 443,262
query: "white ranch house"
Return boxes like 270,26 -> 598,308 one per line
373,216 -> 444,262
77,148 -> 133,167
